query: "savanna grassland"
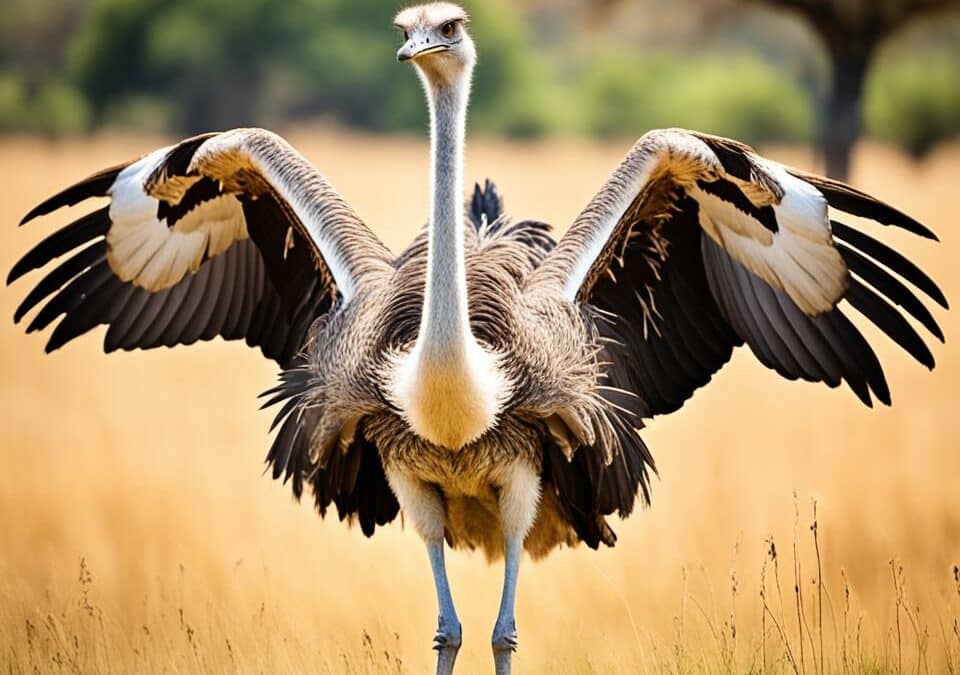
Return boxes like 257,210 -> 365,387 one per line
0,129 -> 957,674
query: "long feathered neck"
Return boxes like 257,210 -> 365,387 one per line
390,59 -> 506,450
420,68 -> 472,359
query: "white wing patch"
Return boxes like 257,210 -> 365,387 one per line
558,129 -> 848,315
691,158 -> 848,316
107,148 -> 248,292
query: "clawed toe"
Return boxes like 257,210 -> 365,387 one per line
434,615 -> 462,649
491,622 -> 518,652
433,629 -> 462,651
434,621 -> 462,675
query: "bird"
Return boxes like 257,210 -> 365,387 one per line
7,3 -> 948,674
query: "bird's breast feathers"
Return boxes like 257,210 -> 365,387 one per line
386,338 -> 513,451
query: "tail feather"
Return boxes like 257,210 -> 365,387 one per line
469,179 -> 503,230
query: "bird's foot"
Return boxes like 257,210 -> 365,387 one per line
491,620 -> 518,675
433,616 -> 462,675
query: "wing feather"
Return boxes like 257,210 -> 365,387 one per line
830,220 -> 947,308
46,272 -> 122,351
10,130 -> 401,538
8,207 -> 111,284
201,243 -> 238,341
139,273 -> 193,348
793,171 -> 938,240
111,289 -> 166,349
10,128 -> 392,367
19,164 -> 126,224
536,128 -> 944,418
105,279 -> 156,350
14,241 -> 105,323
839,243 -> 943,340
844,281 -> 935,369
29,263 -> 114,335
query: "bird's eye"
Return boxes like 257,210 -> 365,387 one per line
440,21 -> 456,38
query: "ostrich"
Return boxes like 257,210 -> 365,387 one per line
8,3 -> 947,673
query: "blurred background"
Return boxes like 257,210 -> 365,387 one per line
2,0 -> 959,176
0,1 -> 958,673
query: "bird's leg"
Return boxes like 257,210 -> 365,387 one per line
492,535 -> 521,675
385,469 -> 461,675
491,463 -> 541,675
428,538 -> 462,675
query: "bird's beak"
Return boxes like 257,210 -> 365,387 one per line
397,43 -> 450,62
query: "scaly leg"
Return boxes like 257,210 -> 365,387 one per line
386,469 -> 461,675
428,539 -> 462,674
492,535 -> 522,674
491,463 -> 541,675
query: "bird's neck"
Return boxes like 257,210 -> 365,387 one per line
392,66 -> 506,450
421,74 -> 471,360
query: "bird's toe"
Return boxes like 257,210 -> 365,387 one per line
491,621 -> 518,652
433,617 -> 463,651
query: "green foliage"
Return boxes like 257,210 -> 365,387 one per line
100,94 -> 175,133
63,0 -> 554,135
578,52 -> 815,145
0,0 -> 957,154
29,81 -> 93,134
865,49 -> 960,156
0,74 -> 91,135
464,2 -> 566,137
0,75 -> 29,133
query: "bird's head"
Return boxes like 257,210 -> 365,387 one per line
395,3 -> 475,86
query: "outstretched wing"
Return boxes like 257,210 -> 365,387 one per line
534,128 -> 947,417
9,128 -> 393,367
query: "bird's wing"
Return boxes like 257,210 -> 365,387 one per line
532,128 -> 947,416
259,369 -> 401,538
9,128 -> 393,367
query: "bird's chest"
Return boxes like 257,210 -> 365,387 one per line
366,412 -> 542,498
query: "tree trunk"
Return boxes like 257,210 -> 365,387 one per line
821,41 -> 872,181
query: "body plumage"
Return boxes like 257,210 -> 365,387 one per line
269,196 -> 645,561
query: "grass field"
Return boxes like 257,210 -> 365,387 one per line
0,128 -> 957,674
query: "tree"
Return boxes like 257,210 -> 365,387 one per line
581,0 -> 960,179
753,0 -> 960,179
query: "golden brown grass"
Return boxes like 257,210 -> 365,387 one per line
0,128 -> 957,674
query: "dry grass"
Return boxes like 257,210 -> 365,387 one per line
0,128 -> 957,673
